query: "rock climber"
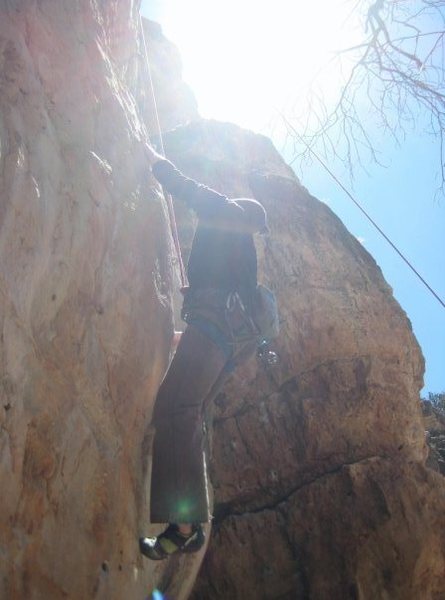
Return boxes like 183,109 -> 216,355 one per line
139,146 -> 270,560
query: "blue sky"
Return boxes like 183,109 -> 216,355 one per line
141,1 -> 444,394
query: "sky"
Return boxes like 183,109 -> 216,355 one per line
141,0 -> 445,395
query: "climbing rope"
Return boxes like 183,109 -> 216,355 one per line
280,112 -> 445,311
138,14 -> 188,290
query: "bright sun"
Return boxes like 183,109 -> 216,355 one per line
150,0 -> 362,133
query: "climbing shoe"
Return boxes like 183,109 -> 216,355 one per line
139,524 -> 205,560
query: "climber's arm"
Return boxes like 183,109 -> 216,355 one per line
151,159 -> 231,217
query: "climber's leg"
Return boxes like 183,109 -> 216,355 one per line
150,323 -> 227,524
204,337 -> 258,409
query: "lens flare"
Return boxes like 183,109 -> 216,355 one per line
177,499 -> 192,520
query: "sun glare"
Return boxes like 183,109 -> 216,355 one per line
155,0 -> 362,132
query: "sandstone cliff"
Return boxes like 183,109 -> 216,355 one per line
1,2 -> 445,599
0,2 -> 176,597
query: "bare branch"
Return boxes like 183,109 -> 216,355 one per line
284,0 -> 445,194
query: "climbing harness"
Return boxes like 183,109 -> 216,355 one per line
138,14 -> 188,290
181,286 -> 280,367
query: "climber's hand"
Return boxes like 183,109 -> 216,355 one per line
143,142 -> 164,164
151,159 -> 178,187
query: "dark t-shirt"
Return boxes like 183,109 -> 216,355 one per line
152,161 -> 261,311
187,220 -> 257,309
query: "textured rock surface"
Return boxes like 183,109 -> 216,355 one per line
194,459 -> 445,600
2,2 -> 445,599
0,2 -> 181,598
141,19 -> 198,134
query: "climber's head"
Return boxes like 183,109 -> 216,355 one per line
233,198 -> 269,235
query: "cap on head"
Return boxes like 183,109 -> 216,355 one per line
234,198 -> 269,234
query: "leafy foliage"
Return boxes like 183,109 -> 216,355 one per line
427,391 -> 445,412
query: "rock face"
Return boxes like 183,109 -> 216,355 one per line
0,2 -> 179,598
195,459 -> 445,600
1,2 -> 445,600
141,19 -> 198,134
